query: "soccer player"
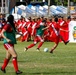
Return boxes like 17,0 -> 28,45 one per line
0,15 -> 22,74
21,26 -> 29,42
24,20 -> 46,51
43,17 -> 69,53
26,17 -> 32,41
59,16 -> 69,42
31,18 -> 37,40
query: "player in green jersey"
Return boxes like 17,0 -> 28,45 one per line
1,15 -> 22,74
24,20 -> 46,51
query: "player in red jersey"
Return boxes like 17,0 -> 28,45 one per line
31,18 -> 37,40
16,19 -> 22,32
59,17 -> 69,42
43,17 -> 69,53
21,26 -> 29,42
36,17 -> 42,26
26,17 -> 32,41
19,17 -> 29,42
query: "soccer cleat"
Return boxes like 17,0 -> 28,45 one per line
50,50 -> 53,54
16,70 -> 22,74
24,47 -> 28,52
1,67 -> 6,73
36,48 -> 40,51
65,40 -> 69,45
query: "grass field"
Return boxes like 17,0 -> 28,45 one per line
0,41 -> 76,75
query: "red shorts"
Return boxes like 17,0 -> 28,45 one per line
48,35 -> 60,44
34,36 -> 44,43
4,43 -> 14,50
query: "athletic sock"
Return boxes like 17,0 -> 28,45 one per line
12,57 -> 18,72
1,58 -> 9,70
28,43 -> 35,48
38,42 -> 44,49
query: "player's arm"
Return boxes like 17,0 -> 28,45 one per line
60,28 -> 69,32
42,23 -> 52,30
1,25 -> 11,42
1,29 -> 11,42
42,25 -> 49,30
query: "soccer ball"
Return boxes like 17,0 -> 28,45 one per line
44,48 -> 49,52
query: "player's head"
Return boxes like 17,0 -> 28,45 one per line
7,15 -> 16,31
42,20 -> 46,26
42,20 -> 46,23
54,17 -> 58,22
7,15 -> 14,23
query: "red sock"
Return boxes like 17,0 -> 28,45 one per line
2,58 -> 9,70
28,43 -> 35,48
38,42 -> 44,49
12,57 -> 18,72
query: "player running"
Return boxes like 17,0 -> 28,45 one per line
43,17 -> 69,53
24,20 -> 46,51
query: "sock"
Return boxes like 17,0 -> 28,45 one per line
12,57 -> 18,72
28,43 -> 35,48
38,42 -> 44,49
1,58 -> 9,70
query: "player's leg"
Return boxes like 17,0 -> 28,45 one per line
24,43 -> 36,51
24,41 -> 37,51
50,43 -> 58,53
7,45 -> 22,74
24,36 -> 38,51
1,51 -> 11,73
37,36 -> 44,50
50,37 -> 59,53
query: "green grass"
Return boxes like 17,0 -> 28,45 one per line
0,41 -> 76,75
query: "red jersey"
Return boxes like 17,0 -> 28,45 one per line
17,20 -> 22,32
47,22 -> 60,44
26,21 -> 32,36
31,21 -> 37,36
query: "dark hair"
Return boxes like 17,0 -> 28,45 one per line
7,15 -> 14,22
67,16 -> 71,19
54,17 -> 58,22
42,20 -> 46,23
7,15 -> 16,31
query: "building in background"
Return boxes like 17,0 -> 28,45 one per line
0,0 -> 31,14
0,0 -> 11,14
0,0 -> 18,14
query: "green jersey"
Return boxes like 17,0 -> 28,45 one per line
3,23 -> 17,44
36,25 -> 45,36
